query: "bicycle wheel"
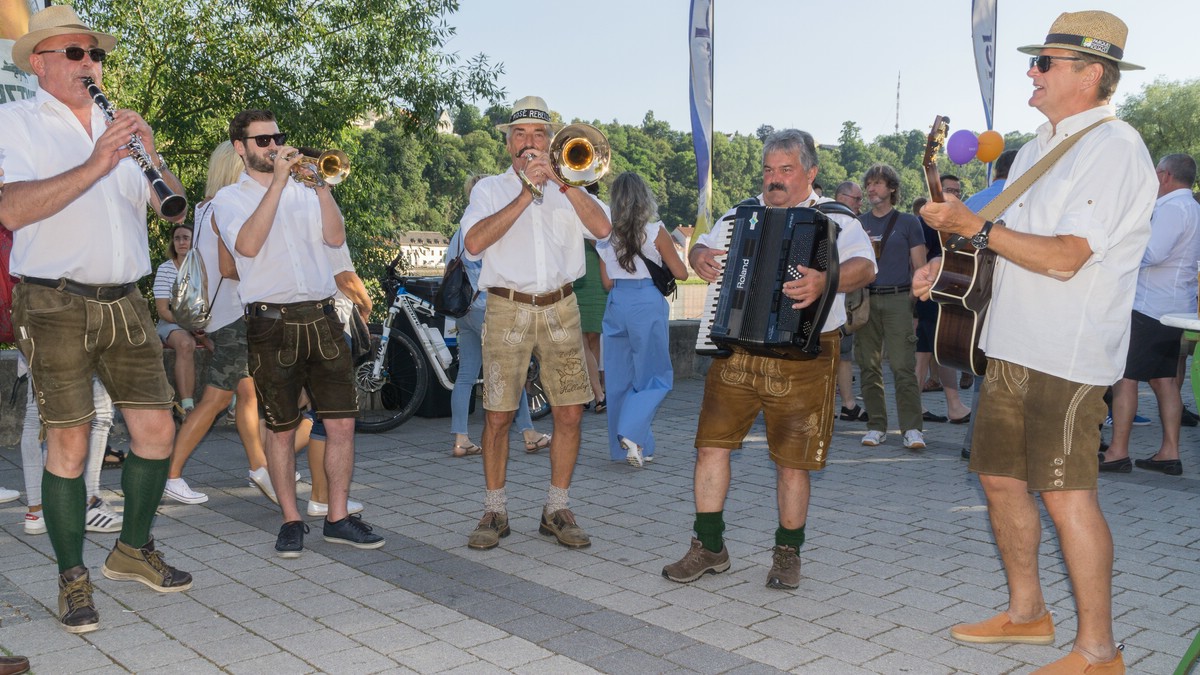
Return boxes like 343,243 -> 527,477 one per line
355,326 -> 428,433
526,356 -> 551,420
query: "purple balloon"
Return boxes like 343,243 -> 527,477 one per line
947,130 -> 979,165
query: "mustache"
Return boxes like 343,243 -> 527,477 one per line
766,182 -> 787,192
518,145 -> 537,158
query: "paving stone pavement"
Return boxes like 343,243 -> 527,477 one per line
0,369 -> 1197,674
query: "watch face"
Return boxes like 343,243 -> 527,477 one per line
970,233 -> 988,250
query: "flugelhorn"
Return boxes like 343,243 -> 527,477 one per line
519,123 -> 610,203
82,77 -> 187,219
271,148 -> 351,188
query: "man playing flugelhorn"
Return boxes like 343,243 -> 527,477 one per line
0,5 -> 191,634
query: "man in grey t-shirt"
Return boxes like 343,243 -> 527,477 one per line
856,163 -> 927,449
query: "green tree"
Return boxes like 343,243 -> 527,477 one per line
72,0 -> 504,270
1118,78 -> 1200,163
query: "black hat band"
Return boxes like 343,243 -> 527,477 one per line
1044,32 -> 1124,60
509,108 -> 551,123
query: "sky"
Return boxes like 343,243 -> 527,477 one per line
447,0 -> 1200,146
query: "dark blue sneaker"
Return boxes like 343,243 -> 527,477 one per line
275,521 -> 308,559
323,514 -> 385,549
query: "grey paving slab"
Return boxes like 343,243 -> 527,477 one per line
0,370 -> 1196,674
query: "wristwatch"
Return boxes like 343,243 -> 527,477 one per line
971,219 -> 999,250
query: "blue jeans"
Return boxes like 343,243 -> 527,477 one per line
452,306 -> 533,436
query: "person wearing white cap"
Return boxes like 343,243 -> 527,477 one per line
915,10 -> 1154,674
460,95 -> 611,550
0,5 -> 191,635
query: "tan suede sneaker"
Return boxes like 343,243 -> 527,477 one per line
101,538 -> 193,593
662,537 -> 731,583
539,508 -> 591,548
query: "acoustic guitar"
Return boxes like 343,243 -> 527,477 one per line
924,116 -> 996,376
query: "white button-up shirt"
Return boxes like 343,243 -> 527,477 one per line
981,105 -> 1155,385
213,172 -> 337,305
697,193 -> 875,333
460,167 -> 609,294
192,201 -> 243,331
0,88 -> 152,284
1134,188 -> 1200,320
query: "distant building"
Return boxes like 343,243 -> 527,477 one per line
396,230 -> 450,273
436,110 -> 455,135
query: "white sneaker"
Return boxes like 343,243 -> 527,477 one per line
902,429 -> 926,449
163,477 -> 209,505
84,497 -> 123,533
861,430 -> 886,446
248,467 -> 278,504
0,487 -> 19,504
24,511 -> 46,535
307,499 -> 364,517
620,436 -> 644,468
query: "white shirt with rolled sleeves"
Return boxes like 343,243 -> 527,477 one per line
980,105 -> 1155,386
460,167 -> 610,294
696,194 -> 875,333
0,88 -> 152,284
1134,187 -> 1200,320
192,202 -> 244,332
212,172 -> 338,305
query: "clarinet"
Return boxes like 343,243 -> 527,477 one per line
82,77 -> 187,219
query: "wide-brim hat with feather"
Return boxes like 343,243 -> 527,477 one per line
494,96 -> 563,133
12,5 -> 117,75
1018,10 -> 1142,71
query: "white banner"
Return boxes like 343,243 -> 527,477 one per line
971,0 -> 997,131
688,0 -> 713,243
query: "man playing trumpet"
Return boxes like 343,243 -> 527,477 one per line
214,109 -> 384,558
460,95 -> 611,550
0,5 -> 191,634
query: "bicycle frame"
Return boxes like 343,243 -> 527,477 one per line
370,284 -> 461,392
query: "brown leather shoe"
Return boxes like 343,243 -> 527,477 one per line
538,508 -> 591,548
662,537 -> 730,583
0,656 -> 30,675
950,611 -> 1054,645
1031,651 -> 1124,674
765,544 -> 801,589
467,511 -> 509,550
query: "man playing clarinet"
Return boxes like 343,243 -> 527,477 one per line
0,6 -> 192,634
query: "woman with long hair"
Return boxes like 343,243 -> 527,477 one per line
153,223 -> 201,415
162,141 -> 272,504
596,172 -> 688,467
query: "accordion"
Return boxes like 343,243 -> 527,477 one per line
696,205 -> 840,360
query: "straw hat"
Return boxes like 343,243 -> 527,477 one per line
12,6 -> 117,75
1018,10 -> 1142,71
494,96 -> 563,133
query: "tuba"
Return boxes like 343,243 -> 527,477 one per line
520,123 -> 610,203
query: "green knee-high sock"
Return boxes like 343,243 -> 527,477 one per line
42,470 -> 86,573
694,511 -> 725,553
775,524 -> 806,550
120,453 -> 170,549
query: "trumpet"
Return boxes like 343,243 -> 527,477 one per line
270,148 -> 351,188
519,123 -> 610,203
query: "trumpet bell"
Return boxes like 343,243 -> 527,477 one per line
550,123 -> 610,187
314,149 -> 350,186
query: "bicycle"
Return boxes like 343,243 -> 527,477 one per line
354,257 -> 551,433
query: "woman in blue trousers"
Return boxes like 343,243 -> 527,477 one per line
596,172 -> 689,467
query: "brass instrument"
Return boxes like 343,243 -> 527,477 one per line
519,123 -> 610,203
270,148 -> 351,188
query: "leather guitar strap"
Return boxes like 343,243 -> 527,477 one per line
976,116 -> 1115,222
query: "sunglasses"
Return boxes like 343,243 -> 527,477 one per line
243,133 -> 287,148
1030,55 -> 1083,73
34,47 -> 107,63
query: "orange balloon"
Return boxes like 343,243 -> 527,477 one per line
976,130 -> 1005,163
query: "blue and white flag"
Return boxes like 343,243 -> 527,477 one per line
971,0 -> 997,131
688,0 -> 713,244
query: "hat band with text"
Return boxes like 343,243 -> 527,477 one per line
509,108 -> 551,123
1043,32 -> 1124,60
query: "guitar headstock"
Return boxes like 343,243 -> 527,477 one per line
924,115 -> 950,203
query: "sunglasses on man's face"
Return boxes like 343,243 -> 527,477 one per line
243,133 -> 287,148
1030,55 -> 1083,73
34,47 -> 107,63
